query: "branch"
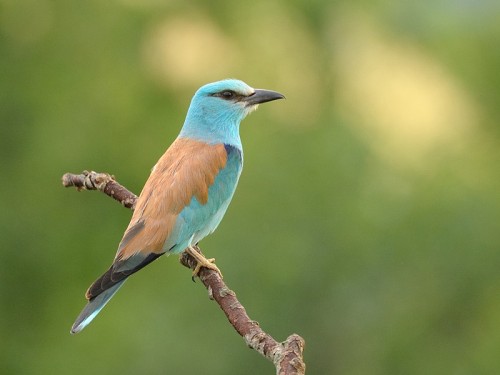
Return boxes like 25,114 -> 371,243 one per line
180,250 -> 305,374
62,171 -> 137,209
63,171 -> 306,375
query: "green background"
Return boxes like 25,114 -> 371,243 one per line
1,1 -> 499,374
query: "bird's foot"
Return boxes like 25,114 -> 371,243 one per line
186,247 -> 223,279
192,257 -> 221,278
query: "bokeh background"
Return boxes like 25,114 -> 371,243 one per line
1,1 -> 500,374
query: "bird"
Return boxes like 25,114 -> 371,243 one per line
70,79 -> 284,334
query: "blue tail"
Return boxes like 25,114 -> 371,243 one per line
70,280 -> 125,334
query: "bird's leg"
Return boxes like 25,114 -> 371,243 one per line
185,246 -> 223,279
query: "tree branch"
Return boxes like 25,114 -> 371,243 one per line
62,171 -> 137,209
62,170 -> 306,375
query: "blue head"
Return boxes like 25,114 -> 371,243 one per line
179,79 -> 284,147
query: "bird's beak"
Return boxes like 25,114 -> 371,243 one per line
244,89 -> 285,106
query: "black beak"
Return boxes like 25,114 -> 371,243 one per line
244,89 -> 285,106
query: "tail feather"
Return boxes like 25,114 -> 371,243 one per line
71,252 -> 164,334
70,280 -> 125,334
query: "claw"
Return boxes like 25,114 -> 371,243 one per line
192,257 -> 221,277
186,247 -> 223,279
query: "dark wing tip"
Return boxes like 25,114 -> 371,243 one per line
85,252 -> 165,300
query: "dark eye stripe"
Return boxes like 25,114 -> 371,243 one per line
210,90 -> 245,101
219,90 -> 234,100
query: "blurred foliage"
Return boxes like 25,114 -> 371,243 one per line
1,0 -> 500,374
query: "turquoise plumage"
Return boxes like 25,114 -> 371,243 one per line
71,79 -> 284,334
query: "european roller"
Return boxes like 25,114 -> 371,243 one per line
71,79 -> 284,334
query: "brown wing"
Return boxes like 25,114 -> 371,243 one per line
85,138 -> 228,300
117,138 -> 228,259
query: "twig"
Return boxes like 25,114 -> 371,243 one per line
63,170 -> 306,375
62,170 -> 137,209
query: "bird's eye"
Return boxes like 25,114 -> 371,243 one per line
220,91 -> 234,99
